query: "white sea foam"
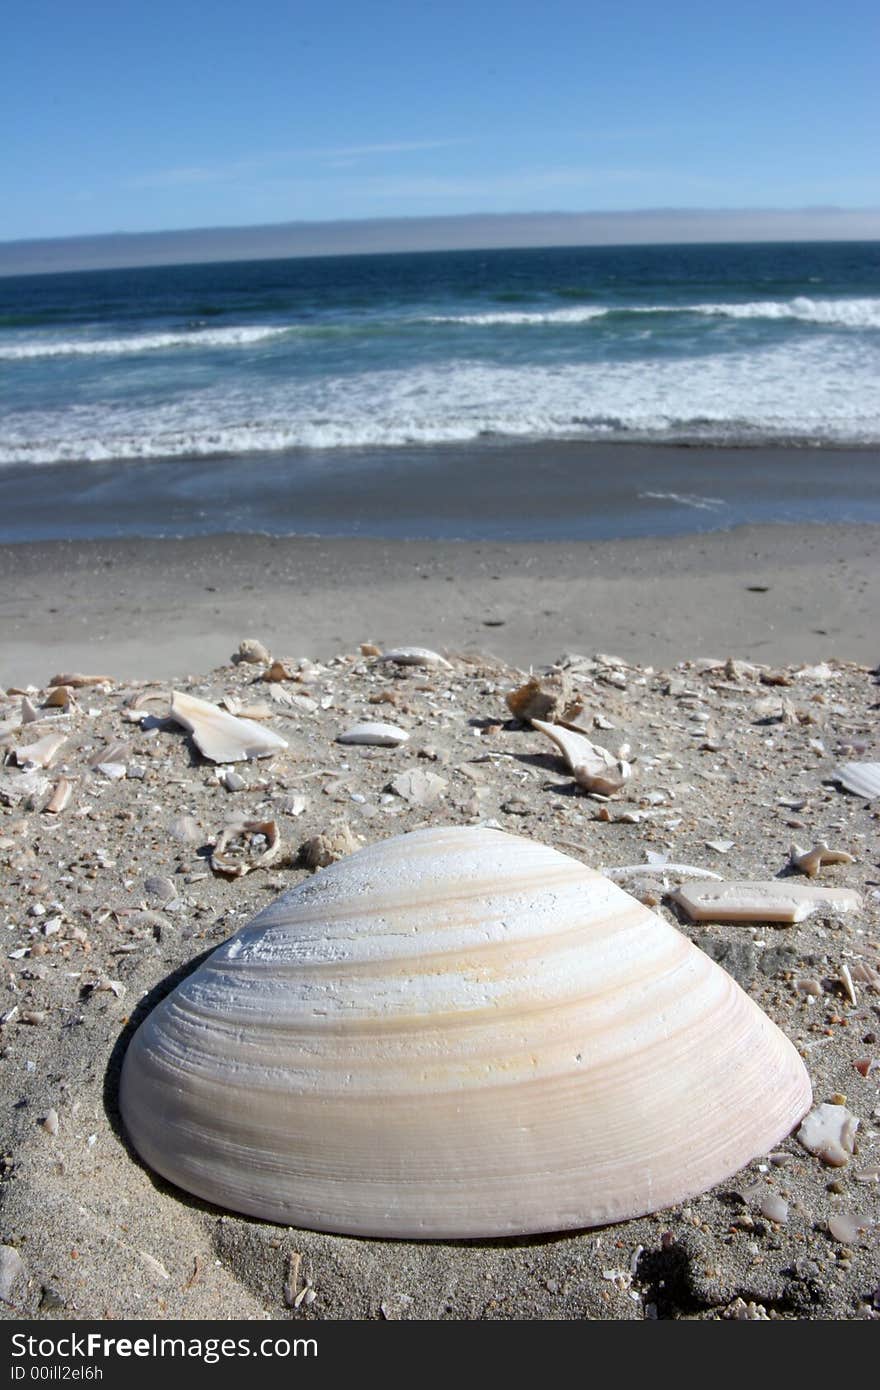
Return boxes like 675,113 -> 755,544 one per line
639,492 -> 726,511
686,296 -> 880,328
0,324 -> 288,360
2,337 -> 879,465
426,297 -> 880,330
427,306 -> 608,326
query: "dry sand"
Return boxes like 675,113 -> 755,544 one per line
1,522 -> 878,685
0,523 -> 878,1321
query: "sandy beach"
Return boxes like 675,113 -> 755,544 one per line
0,517 -> 878,1322
1,521 -> 878,687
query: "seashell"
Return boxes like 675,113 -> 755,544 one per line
21,696 -> 40,723
674,880 -> 861,923
789,842 -> 855,877
505,674 -> 575,724
89,741 -> 129,768
379,646 -> 452,669
299,821 -> 359,869
49,672 -> 112,688
211,819 -> 281,877
233,639 -> 271,665
531,719 -> 631,796
43,686 -> 75,710
119,826 -> 811,1239
834,761 -> 880,800
169,690 -> 287,763
12,731 -> 67,769
127,687 -> 171,713
388,767 -> 447,806
337,722 -> 410,747
797,1102 -> 859,1167
44,777 -> 72,815
263,660 -> 296,682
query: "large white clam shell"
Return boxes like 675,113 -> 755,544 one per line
119,826 -> 811,1239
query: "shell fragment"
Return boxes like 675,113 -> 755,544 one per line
337,722 -> 410,747
674,880 -> 862,923
379,647 -> 452,669
797,1103 -> 859,1167
531,718 -> 631,796
834,762 -> 880,800
169,690 -> 287,763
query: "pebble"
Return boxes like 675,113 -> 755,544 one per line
827,1213 -> 874,1244
0,1245 -> 25,1305
758,1193 -> 789,1224
144,875 -> 178,906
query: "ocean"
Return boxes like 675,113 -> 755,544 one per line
1,240 -> 879,541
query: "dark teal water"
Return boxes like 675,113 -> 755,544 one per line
1,242 -> 878,539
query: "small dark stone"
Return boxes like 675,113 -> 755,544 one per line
39,1285 -> 66,1312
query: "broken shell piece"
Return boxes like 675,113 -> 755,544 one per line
12,731 -> 68,770
300,822 -> 359,869
797,1102 -> 859,1167
127,687 -> 172,712
827,1212 -> 875,1243
211,820 -> 281,878
263,660 -> 296,682
389,768 -> 448,806
49,672 -> 112,688
531,719 -> 631,796
379,647 -> 452,669
221,696 -> 274,721
674,880 -> 862,924
833,762 -> 880,800
604,864 -> 724,883
505,673 -> 574,724
44,778 -> 72,815
789,842 -> 855,877
337,722 -> 410,747
169,691 -> 287,763
838,963 -> 857,1006
43,686 -> 76,710
119,825 -> 811,1238
0,768 -> 50,810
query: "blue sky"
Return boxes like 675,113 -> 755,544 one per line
4,0 -> 879,241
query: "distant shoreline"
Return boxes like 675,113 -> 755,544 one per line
3,211 -> 879,277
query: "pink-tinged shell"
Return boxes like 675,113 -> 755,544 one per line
119,826 -> 811,1238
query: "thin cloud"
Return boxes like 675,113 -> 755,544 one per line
126,139 -> 470,190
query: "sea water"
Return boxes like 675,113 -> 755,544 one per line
1,241 -> 878,538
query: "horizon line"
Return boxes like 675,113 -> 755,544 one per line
2,206 -> 879,277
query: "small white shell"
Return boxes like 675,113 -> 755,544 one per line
834,762 -> 880,800
337,722 -> 410,747
379,647 -> 452,669
169,691 -> 287,763
120,826 -> 811,1239
797,1103 -> 859,1167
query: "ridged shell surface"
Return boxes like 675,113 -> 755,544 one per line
119,826 -> 811,1238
